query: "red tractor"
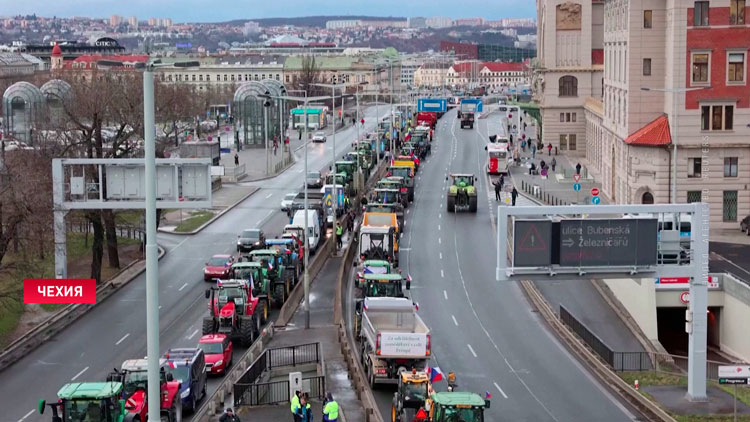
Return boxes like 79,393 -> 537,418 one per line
106,359 -> 182,422
202,279 -> 262,347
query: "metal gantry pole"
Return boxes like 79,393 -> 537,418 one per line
303,102 -> 310,329
332,84 -> 338,254
687,201 -> 709,401
143,66 -> 161,422
671,89 -> 678,203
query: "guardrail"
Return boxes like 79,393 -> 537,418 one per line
275,237 -> 332,327
560,305 -> 614,366
235,376 -> 326,406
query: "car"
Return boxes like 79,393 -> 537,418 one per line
198,334 -> 233,375
306,171 -> 323,188
280,192 -> 297,211
162,348 -> 208,413
237,228 -> 265,253
204,254 -> 234,282
741,215 -> 750,235
312,131 -> 327,143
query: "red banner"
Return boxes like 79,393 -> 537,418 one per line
24,279 -> 97,304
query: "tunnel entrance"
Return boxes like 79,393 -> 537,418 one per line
657,306 -> 721,357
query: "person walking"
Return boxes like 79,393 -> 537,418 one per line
220,408 -> 241,422
323,392 -> 339,422
493,178 -> 502,201
547,143 -> 553,156
297,394 -> 313,422
531,142 -> 537,159
234,153 -> 239,166
575,162 -> 582,175
335,222 -> 343,250
551,157 -> 557,172
291,390 -> 302,422
511,186 -> 518,206
521,139 -> 526,152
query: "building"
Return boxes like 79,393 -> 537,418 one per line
22,38 -> 126,64
128,16 -> 139,28
400,58 -> 423,88
109,15 -> 123,27
441,40 -> 537,62
413,62 -> 451,88
157,56 -> 284,92
533,0 -> 604,154
408,17 -> 427,28
583,0 -> 750,228
453,18 -> 484,27
363,20 -> 408,29
0,53 -> 37,78
500,18 -> 537,28
426,17 -> 452,28
479,62 -> 528,90
282,55 -> 389,95
326,20 -> 362,29
440,41 -> 479,60
446,61 -> 484,88
243,21 -> 260,36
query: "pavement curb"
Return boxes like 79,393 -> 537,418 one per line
0,246 -> 167,373
244,155 -> 297,183
158,187 -> 260,235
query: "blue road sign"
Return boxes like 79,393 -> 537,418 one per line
592,196 -> 601,205
573,183 -> 581,191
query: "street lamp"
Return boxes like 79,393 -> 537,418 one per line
640,86 -> 711,203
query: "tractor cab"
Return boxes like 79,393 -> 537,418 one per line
376,180 -> 408,208
427,392 -> 489,422
334,161 -> 356,183
446,174 -> 478,213
373,188 -> 404,207
203,279 -> 262,346
392,369 -> 431,422
265,238 -> 301,282
107,359 -> 181,422
355,259 -> 394,287
247,249 -> 292,307
362,273 -> 409,298
324,172 -> 349,187
38,382 -> 127,422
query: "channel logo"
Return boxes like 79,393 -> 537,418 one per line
24,279 -> 97,304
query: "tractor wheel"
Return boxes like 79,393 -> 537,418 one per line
240,316 -> 254,346
409,190 -> 414,202
274,284 -> 285,308
201,317 -> 215,335
255,312 -> 262,337
469,195 -> 478,212
447,195 -> 456,212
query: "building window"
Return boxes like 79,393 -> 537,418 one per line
724,157 -> 738,177
569,134 -> 577,150
692,53 -> 709,83
643,58 -> 652,76
728,53 -> 745,83
701,105 -> 734,131
223,74 -> 228,81
644,10 -> 653,28
688,158 -> 702,178
730,0 -> 746,24
559,134 -> 568,150
694,1 -> 709,26
560,113 -> 565,122
199,75 -> 203,82
723,191 -> 738,221
687,191 -> 702,203
559,76 -> 578,97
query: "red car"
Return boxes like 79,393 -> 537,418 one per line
204,254 -> 235,282
198,334 -> 233,375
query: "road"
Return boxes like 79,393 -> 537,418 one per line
1,106 -> 388,422
349,109 -> 641,421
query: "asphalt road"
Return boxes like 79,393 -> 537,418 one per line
0,106 -> 389,422
352,110 -> 641,421
709,242 -> 750,285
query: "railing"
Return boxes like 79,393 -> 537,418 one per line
236,348 -> 268,386
559,305 -> 614,366
268,342 -> 320,369
67,220 -> 145,242
234,375 -> 325,407
520,179 -> 575,206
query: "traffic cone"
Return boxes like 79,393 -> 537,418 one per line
634,380 -> 639,390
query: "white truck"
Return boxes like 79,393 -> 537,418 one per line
358,297 -> 431,387
359,224 -> 399,266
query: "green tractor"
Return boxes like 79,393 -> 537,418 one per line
446,174 -> 478,213
426,391 -> 490,422
248,249 -> 293,308
38,382 -> 130,422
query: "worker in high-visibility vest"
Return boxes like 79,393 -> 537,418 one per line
323,392 -> 339,422
290,390 -> 301,421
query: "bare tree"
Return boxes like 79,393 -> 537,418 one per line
295,56 -> 322,98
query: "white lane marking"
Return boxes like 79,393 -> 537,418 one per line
441,269 -> 444,278
407,209 -> 410,214
438,225 -> 441,231
444,290 -> 448,300
452,315 -> 459,326
467,344 -> 478,358
71,366 -> 89,381
178,282 -> 189,291
439,252 -> 443,260
438,238 -> 441,244
187,328 -> 199,340
18,409 -> 34,421
494,382 -> 509,399
297,168 -> 304,173
439,213 -> 441,219
265,193 -> 273,199
115,333 -> 130,345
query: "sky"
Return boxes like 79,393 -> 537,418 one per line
0,0 -> 536,22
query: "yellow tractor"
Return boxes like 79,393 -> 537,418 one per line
392,369 -> 431,422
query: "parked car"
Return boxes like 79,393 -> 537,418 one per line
237,228 -> 265,253
198,334 -> 233,375
306,171 -> 323,188
204,254 -> 234,282
280,192 -> 297,211
312,131 -> 327,143
741,215 -> 750,235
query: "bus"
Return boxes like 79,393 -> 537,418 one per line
489,124 -> 509,145
291,106 -> 328,130
486,143 -> 509,175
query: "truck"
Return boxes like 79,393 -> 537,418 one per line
423,392 -> 490,422
359,224 -> 399,267
459,103 -> 476,129
38,382 -> 131,422
416,111 -> 437,129
358,297 -> 430,387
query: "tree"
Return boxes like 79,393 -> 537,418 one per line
295,56 -> 322,98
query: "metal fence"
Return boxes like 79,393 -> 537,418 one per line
268,342 -> 320,369
559,305 -> 614,366
68,220 -> 145,242
234,375 -> 325,407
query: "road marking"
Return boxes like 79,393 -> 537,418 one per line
71,366 -> 89,381
439,252 -> 443,260
467,344 -> 477,358
443,290 -> 448,300
115,333 -> 130,345
452,315 -> 459,326
494,382 -> 509,399
438,238 -> 441,244
178,282 -> 189,291
18,410 -> 34,422
407,209 -> 410,214
187,328 -> 199,340
441,270 -> 445,278
439,213 -> 441,219
438,225 -> 441,231
265,193 -> 273,199
159,305 -> 162,310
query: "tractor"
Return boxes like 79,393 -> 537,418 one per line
229,261 -> 269,323
392,369 -> 431,422
106,359 -> 183,422
355,273 -> 411,335
247,249 -> 292,308
376,179 -> 409,208
266,238 -> 302,286
202,279 -> 262,347
421,391 -> 490,422
37,382 -> 133,422
446,174 -> 478,213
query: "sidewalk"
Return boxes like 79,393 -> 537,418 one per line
157,184 -> 259,233
238,231 -> 365,421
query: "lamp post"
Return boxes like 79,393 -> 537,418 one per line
640,86 -> 711,203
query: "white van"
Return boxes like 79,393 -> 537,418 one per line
292,210 -> 321,254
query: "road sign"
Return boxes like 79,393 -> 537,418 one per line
558,218 -> 658,267
591,187 -> 599,196
680,291 -> 690,304
573,174 -> 581,183
592,196 -> 601,205
719,365 -> 750,378
513,220 -> 552,267
720,378 -> 749,385
573,183 -> 581,192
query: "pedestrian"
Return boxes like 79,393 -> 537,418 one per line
529,162 -> 537,175
220,408 -> 241,422
323,392 -> 339,422
540,159 -> 546,171
547,143 -> 552,156
297,394 -> 312,422
299,130 -> 302,141
511,186 -> 518,206
531,143 -> 536,159
551,157 -> 557,172
234,153 -> 239,166
509,133 -> 513,145
493,178 -> 502,201
521,140 -> 526,152
336,222 -> 343,250
347,211 -> 354,233
291,390 -> 301,422
575,162 -> 582,175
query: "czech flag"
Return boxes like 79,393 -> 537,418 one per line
426,366 -> 443,383
267,261 -> 273,271
166,361 -> 176,369
485,391 -> 492,400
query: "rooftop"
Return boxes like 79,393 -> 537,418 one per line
624,114 -> 672,147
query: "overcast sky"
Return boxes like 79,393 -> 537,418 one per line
0,0 -> 535,22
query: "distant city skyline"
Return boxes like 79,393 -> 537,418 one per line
0,0 -> 535,23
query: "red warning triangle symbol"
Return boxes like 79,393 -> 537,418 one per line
519,224 -> 547,252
